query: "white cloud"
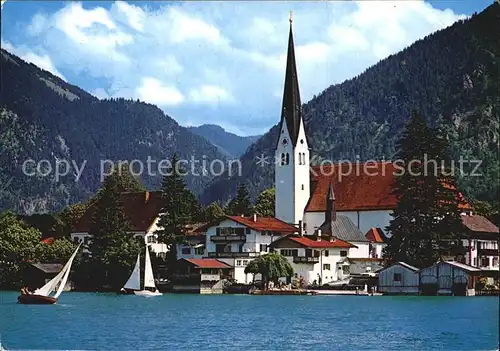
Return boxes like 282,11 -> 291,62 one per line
188,85 -> 234,105
27,13 -> 48,36
112,1 -> 145,32
6,0 -> 468,135
136,77 -> 184,106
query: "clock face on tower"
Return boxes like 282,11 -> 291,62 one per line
282,138 -> 288,145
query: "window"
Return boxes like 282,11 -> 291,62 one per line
217,227 -> 245,235
195,247 -> 204,255
340,250 -> 348,257
242,260 -> 248,266
181,247 -> 191,255
298,153 -> 302,165
83,237 -> 90,245
393,273 -> 402,282
73,237 -> 80,244
260,244 -> 268,253
147,236 -> 155,243
285,153 -> 290,165
493,257 -> 498,267
342,265 -> 350,275
281,153 -> 286,166
473,258 -> 477,266
480,257 -> 489,267
324,250 -> 329,257
323,264 -> 331,270
280,249 -> 298,257
246,228 -> 251,234
301,184 -> 304,190
236,260 -> 242,266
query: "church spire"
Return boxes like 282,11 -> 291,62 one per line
280,13 -> 303,147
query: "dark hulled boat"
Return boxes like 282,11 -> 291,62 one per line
18,294 -> 57,305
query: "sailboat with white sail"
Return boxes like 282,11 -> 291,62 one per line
121,246 -> 162,297
18,243 -> 81,305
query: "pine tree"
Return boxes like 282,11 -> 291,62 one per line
226,183 -> 252,216
202,202 -> 225,222
87,174 -> 141,290
253,188 -> 275,217
155,154 -> 200,265
383,111 -> 465,268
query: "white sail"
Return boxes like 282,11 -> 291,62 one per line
143,246 -> 156,289
35,243 -> 81,297
123,253 -> 141,291
53,244 -> 80,299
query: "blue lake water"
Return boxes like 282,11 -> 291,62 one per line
0,291 -> 498,350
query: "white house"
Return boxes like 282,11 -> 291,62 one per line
176,223 -> 208,261
201,215 -> 298,284
377,262 -> 420,295
460,214 -> 499,270
270,234 -> 357,285
365,227 -> 388,258
71,191 -> 168,257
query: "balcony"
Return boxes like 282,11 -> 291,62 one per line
208,252 -> 259,258
210,234 -> 246,242
293,256 -> 319,264
201,274 -> 221,281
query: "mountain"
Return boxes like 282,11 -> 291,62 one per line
187,124 -> 261,158
201,3 -> 500,205
0,50 -> 228,214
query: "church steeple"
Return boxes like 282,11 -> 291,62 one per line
280,13 -> 303,147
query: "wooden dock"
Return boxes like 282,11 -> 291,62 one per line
311,290 -> 383,296
251,289 -> 317,296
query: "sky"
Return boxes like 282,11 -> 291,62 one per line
1,0 -> 494,136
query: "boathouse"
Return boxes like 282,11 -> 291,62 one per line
419,261 -> 482,296
171,258 -> 231,294
377,262 -> 420,295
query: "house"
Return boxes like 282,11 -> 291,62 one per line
460,214 -> 499,270
377,262 -> 420,295
365,228 -> 388,258
271,234 -> 356,285
71,191 -> 168,257
176,223 -> 208,260
171,258 -> 231,294
201,215 -> 298,284
24,263 -> 72,291
419,261 -> 482,296
272,16 -> 479,259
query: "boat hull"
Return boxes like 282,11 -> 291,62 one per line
18,294 -> 57,304
134,290 -> 162,297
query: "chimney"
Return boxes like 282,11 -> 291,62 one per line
145,191 -> 150,203
253,214 -> 257,222
317,229 -> 321,241
325,182 -> 336,223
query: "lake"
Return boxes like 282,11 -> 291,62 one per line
1,291 -> 498,350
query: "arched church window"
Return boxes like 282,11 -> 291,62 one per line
285,153 -> 290,165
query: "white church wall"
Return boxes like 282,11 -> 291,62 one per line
275,124 -> 295,224
292,121 -> 310,224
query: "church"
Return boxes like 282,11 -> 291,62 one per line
71,16 -> 499,288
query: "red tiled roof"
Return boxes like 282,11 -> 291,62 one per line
462,215 -> 499,233
184,258 -> 231,269
287,235 -> 356,249
307,162 -> 471,212
365,228 -> 386,243
227,215 -> 297,233
41,237 -> 55,244
73,191 -> 163,233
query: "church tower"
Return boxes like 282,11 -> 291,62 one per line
275,14 -> 310,225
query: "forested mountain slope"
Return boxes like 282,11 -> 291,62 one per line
187,124 -> 261,158
201,3 -> 499,205
0,50 -> 227,213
